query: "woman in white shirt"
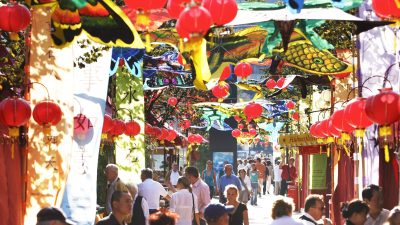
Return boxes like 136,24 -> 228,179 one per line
169,177 -> 200,225
238,167 -> 251,204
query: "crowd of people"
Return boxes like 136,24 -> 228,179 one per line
34,158 -> 400,225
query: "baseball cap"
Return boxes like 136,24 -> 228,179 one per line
204,203 -> 234,222
37,207 -> 76,225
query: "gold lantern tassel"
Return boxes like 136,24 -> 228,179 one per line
343,145 -> 350,157
384,144 -> 390,163
186,144 -> 192,166
327,146 -> 330,157
9,127 -> 19,159
338,148 -> 341,161
184,38 -> 211,90
9,32 -> 19,41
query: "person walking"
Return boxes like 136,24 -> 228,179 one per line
169,177 -> 200,225
126,183 -> 149,225
97,191 -> 133,225
165,162 -> 182,187
362,184 -> 390,225
204,203 -> 234,225
265,160 -> 274,195
202,160 -> 218,199
249,163 -> 259,206
105,164 -> 128,215
36,207 -> 76,225
185,166 -> 210,225
280,157 -> 297,196
237,166 -> 251,204
299,194 -> 332,225
224,185 -> 249,225
268,197 -> 303,225
255,158 -> 266,197
273,160 -> 282,195
341,199 -> 369,225
218,164 -> 241,204
138,168 -> 171,214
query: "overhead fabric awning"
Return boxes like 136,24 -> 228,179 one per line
227,7 -> 362,26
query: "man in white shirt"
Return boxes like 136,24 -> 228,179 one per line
299,194 -> 332,225
138,168 -> 171,214
165,162 -> 182,187
273,160 -> 282,195
362,184 -> 390,225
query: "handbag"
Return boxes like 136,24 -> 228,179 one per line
239,177 -> 250,203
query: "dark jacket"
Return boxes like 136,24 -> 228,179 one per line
97,213 -> 124,225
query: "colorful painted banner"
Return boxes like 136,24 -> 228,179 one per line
60,36 -> 111,224
309,154 -> 327,190
115,68 -> 145,184
25,7 -> 75,223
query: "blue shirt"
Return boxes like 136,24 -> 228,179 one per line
218,174 -> 241,193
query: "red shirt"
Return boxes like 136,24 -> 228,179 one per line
280,165 -> 297,181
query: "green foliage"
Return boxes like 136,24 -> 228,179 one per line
74,39 -> 110,69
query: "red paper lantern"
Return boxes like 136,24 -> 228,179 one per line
180,119 -> 191,130
168,97 -> 178,106
212,81 -> 230,100
310,123 -> 320,138
234,62 -> 252,79
157,128 -> 169,141
188,134 -> 197,143
0,97 -> 31,127
331,109 -> 355,133
372,0 -> 400,19
292,112 -> 299,121
176,6 -> 212,39
344,97 -> 373,129
0,3 -> 31,32
124,0 -> 167,11
152,127 -> 162,138
125,120 -> 141,137
365,88 -> 400,126
145,123 -> 153,135
249,128 -> 257,136
231,129 -> 241,138
266,79 -> 276,89
167,0 -> 186,19
328,117 -> 341,137
276,77 -> 286,88
238,124 -> 244,130
74,114 -> 92,138
194,134 -> 203,144
314,121 -> 328,138
318,119 -> 330,137
233,115 -> 241,122
32,101 -> 62,126
244,103 -> 263,119
166,129 -> 177,142
102,114 -> 114,133
110,119 -> 126,136
219,66 -> 232,81
286,101 -> 295,110
202,0 -> 238,26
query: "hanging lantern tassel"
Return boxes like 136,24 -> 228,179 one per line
186,144 -> 193,166
354,129 -> 364,154
337,148 -> 341,161
343,144 -> 350,157
379,126 -> 392,163
9,127 -> 19,159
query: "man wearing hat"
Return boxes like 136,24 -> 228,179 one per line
37,206 -> 76,225
204,203 -> 234,225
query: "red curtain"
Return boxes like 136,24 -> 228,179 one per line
0,126 -> 24,225
331,150 -> 354,225
379,147 -> 399,210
